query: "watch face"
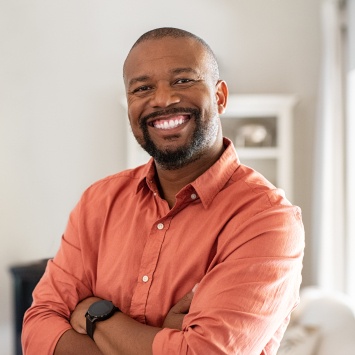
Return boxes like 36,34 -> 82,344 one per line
89,300 -> 115,318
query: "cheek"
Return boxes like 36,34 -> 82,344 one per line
126,96 -> 148,126
200,97 -> 219,121
195,88 -> 218,111
127,103 -> 141,129
128,115 -> 141,138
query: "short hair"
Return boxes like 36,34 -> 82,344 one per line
126,27 -> 220,81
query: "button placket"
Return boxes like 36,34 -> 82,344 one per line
139,221 -> 166,287
129,215 -> 171,321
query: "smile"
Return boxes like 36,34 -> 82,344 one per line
149,115 -> 190,130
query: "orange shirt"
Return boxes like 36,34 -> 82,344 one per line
23,138 -> 304,354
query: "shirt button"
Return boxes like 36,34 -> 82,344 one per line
191,193 -> 197,200
157,223 -> 164,230
142,275 -> 149,282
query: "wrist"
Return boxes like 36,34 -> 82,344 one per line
85,300 -> 121,340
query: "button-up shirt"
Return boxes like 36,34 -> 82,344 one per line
23,138 -> 304,354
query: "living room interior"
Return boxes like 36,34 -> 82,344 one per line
1,1 -> 354,354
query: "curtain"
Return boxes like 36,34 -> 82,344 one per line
312,0 -> 347,292
345,0 -> 355,297
346,69 -> 355,297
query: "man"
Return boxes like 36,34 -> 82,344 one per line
22,27 -> 304,354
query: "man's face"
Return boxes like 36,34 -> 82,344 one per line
123,37 -> 226,170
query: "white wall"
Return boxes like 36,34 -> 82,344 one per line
0,0 -> 321,353
349,0 -> 355,71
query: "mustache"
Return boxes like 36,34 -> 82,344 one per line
139,107 -> 200,126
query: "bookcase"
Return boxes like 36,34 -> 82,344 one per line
221,94 -> 297,200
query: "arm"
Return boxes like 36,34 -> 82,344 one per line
56,312 -> 159,355
54,289 -> 195,355
54,205 -> 303,355
152,205 -> 305,354
54,330 -> 103,355
22,186 -> 196,355
22,200 -> 96,355
23,179 -> 304,354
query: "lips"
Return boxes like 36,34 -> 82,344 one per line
140,107 -> 199,133
149,115 -> 190,130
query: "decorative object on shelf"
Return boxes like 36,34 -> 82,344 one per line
235,123 -> 272,147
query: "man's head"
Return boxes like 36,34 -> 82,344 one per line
126,28 -> 220,84
123,27 -> 228,170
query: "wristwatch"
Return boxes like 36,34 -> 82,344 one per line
85,300 -> 120,340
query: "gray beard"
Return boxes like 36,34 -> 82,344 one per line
136,107 -> 218,170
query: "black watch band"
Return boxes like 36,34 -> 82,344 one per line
86,315 -> 96,340
85,300 -> 120,340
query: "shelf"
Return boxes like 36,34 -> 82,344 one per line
222,95 -> 298,117
220,94 -> 297,200
236,147 -> 279,160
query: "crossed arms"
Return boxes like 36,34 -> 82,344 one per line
22,177 -> 304,354
55,288 -> 195,355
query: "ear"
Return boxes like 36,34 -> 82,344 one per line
215,80 -> 228,115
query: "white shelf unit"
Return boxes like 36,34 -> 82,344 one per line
221,95 -> 297,201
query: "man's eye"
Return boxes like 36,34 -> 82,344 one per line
132,86 -> 151,93
175,78 -> 194,84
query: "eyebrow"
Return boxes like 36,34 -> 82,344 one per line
128,75 -> 150,87
170,67 -> 199,75
128,67 -> 199,87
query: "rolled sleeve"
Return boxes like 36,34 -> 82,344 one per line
22,201 -> 93,355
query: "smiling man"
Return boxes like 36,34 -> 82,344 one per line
124,32 -> 223,175
22,28 -> 304,355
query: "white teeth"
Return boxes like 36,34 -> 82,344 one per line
154,118 -> 185,130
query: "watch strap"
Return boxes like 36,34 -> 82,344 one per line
86,315 -> 96,340
85,300 -> 120,340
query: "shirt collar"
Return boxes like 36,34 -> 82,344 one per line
136,138 -> 240,208
191,138 -> 240,208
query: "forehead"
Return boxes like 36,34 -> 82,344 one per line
123,37 -> 209,83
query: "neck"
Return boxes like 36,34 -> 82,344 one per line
155,140 -> 225,208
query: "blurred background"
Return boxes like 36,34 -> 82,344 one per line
1,0 -> 354,353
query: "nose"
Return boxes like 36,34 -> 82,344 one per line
149,83 -> 180,108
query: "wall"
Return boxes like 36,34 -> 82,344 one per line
0,0 -> 321,353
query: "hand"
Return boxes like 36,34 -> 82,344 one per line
70,296 -> 102,334
162,284 -> 198,330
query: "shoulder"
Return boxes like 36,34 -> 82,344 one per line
219,163 -> 303,229
229,163 -> 291,206
214,165 -> 304,258
79,165 -> 147,205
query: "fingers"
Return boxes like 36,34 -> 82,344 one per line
70,297 -> 102,334
174,291 -> 193,314
172,283 -> 199,314
162,284 -> 199,330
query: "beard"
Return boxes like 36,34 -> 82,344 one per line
134,107 -> 219,170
